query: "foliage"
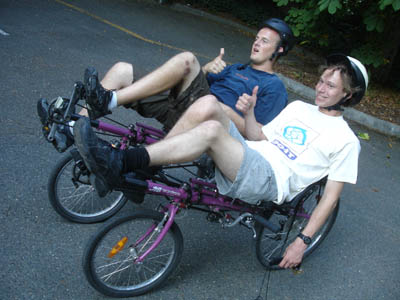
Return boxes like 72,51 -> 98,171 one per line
175,0 -> 400,87
273,0 -> 400,84
176,0 -> 283,27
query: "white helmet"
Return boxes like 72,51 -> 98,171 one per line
326,54 -> 369,106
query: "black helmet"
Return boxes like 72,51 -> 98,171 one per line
260,18 -> 295,57
326,54 -> 369,107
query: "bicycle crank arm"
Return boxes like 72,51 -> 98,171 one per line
47,122 -> 58,142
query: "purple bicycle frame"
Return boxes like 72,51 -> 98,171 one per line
96,120 -> 165,149
132,177 -> 313,262
134,179 -> 262,262
91,117 -> 314,263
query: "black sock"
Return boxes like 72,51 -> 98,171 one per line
123,147 -> 150,173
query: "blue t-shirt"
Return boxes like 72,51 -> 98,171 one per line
207,63 -> 288,125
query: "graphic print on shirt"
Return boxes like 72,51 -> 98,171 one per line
235,73 -> 249,81
271,118 -> 320,160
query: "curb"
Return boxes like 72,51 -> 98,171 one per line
169,3 -> 400,138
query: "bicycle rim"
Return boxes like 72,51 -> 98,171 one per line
255,185 -> 339,270
49,153 -> 127,223
83,210 -> 183,297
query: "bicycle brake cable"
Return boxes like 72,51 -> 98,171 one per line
252,267 -> 271,300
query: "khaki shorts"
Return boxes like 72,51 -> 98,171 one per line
126,70 -> 210,131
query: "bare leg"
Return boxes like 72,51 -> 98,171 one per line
166,95 -> 228,138
115,52 -> 200,106
147,119 -> 244,182
74,115 -> 244,198
100,61 -> 135,90
79,51 -> 200,115
219,103 -> 246,136
78,62 -> 134,116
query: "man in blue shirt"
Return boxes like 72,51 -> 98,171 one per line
207,62 -> 287,125
38,18 -> 294,152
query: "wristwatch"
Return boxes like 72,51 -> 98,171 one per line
297,233 -> 312,245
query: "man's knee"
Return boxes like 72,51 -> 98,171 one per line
112,61 -> 134,82
174,52 -> 200,75
198,120 -> 224,141
189,95 -> 223,120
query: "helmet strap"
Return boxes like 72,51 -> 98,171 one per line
270,42 -> 283,61
323,95 -> 350,111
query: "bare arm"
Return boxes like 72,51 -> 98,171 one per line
202,48 -> 226,75
279,179 -> 344,269
219,102 -> 262,137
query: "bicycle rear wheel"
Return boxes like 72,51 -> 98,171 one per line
83,209 -> 183,297
48,152 -> 127,223
255,181 -> 339,270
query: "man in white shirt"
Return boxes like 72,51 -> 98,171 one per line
74,54 -> 369,269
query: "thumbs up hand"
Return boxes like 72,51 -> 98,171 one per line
202,48 -> 227,74
218,48 -> 225,59
236,86 -> 259,115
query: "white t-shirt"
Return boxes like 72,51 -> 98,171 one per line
246,101 -> 361,204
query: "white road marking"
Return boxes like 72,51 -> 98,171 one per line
0,29 -> 10,36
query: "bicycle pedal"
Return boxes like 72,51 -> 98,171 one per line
109,139 -> 122,149
41,124 -> 50,137
206,212 -> 221,223
292,267 -> 304,275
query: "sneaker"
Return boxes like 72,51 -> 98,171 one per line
74,117 -> 124,197
123,190 -> 145,204
53,124 -> 74,153
84,67 -> 112,119
37,98 -> 49,125
37,98 -> 74,152
37,98 -> 53,143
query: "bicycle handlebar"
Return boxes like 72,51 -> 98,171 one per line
268,256 -> 302,271
269,256 -> 283,266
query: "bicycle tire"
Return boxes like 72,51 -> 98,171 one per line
83,209 -> 184,297
255,181 -> 339,270
48,152 -> 127,223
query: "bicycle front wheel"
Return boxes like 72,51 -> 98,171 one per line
255,182 -> 339,270
83,209 -> 184,297
48,152 -> 127,223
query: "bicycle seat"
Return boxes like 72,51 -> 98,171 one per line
286,176 -> 327,209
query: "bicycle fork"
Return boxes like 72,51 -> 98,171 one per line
134,204 -> 179,263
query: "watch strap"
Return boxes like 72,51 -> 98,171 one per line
297,232 -> 312,245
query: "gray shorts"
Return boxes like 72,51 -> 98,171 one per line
214,122 -> 278,205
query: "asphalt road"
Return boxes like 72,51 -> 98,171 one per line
1,0 -> 399,299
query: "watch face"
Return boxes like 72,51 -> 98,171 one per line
304,236 -> 311,244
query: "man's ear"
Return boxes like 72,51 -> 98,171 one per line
344,93 -> 352,100
278,46 -> 284,54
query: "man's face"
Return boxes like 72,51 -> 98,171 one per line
315,68 -> 347,108
250,27 -> 281,65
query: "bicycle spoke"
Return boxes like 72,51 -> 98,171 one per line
49,153 -> 127,222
